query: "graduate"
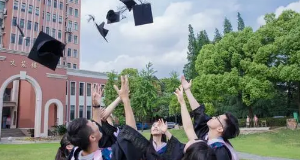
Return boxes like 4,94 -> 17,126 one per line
145,119 -> 185,160
67,75 -> 149,160
177,76 -> 240,160
55,134 -> 74,160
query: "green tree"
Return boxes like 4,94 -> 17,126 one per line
237,12 -> 245,31
183,24 -> 197,80
223,17 -> 233,34
213,28 -> 222,43
194,27 -> 274,117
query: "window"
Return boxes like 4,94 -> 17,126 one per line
52,14 -> 56,22
73,49 -> 78,58
74,35 -> 78,44
69,7 -> 73,15
25,37 -> 30,46
75,9 -> 79,17
47,0 -> 51,6
59,16 -> 62,23
79,105 -> 83,118
42,11 -> 44,19
18,35 -> 23,45
70,105 -> 75,120
14,1 -> 18,10
67,48 -> 71,56
35,7 -> 39,16
33,38 -> 36,44
68,20 -> 72,28
27,20 -> 32,30
73,64 -> 77,69
34,22 -> 38,31
70,82 -> 75,95
47,12 -> 50,21
69,0 -> 73,2
0,19 -> 2,28
12,17 -> 17,26
41,25 -> 44,32
86,106 -> 91,119
20,19 -> 24,28
28,5 -> 33,14
58,30 -> 62,39
101,85 -> 105,97
21,3 -> 25,12
10,34 -> 16,44
79,83 -> 84,96
52,29 -> 56,38
74,22 -> 78,30
46,27 -> 49,34
68,34 -> 72,42
67,63 -> 71,68
60,2 -> 63,10
54,0 -> 57,8
87,83 -> 91,96
75,0 -> 78,4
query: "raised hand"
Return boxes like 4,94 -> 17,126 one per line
158,119 -> 168,134
92,84 -> 104,106
113,75 -> 130,100
181,76 -> 192,90
174,85 -> 185,103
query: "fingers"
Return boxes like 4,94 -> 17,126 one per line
190,79 -> 192,85
120,76 -> 124,88
179,85 -> 183,91
113,85 -> 119,93
125,75 -> 129,88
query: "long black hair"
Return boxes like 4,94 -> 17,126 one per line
55,134 -> 72,160
181,141 -> 216,160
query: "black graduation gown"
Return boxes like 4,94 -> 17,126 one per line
97,120 -> 118,148
191,105 -> 232,160
145,136 -> 185,160
111,125 -> 150,160
68,125 -> 149,160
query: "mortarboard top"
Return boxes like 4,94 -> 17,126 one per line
106,10 -> 121,24
133,3 -> 153,26
96,22 -> 109,42
27,31 -> 65,71
120,0 -> 137,11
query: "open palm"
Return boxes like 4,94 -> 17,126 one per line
181,76 -> 192,90
92,85 -> 103,106
158,119 -> 168,134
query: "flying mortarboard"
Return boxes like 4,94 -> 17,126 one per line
106,10 -> 121,24
120,0 -> 137,11
27,31 -> 65,71
96,22 -> 109,42
133,3 -> 153,26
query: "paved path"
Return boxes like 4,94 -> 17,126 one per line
238,152 -> 299,160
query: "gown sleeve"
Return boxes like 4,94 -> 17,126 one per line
111,125 -> 150,160
162,136 -> 185,160
190,104 -> 211,139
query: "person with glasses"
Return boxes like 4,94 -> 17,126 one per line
176,76 -> 240,160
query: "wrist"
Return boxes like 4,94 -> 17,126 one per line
93,105 -> 101,108
184,88 -> 191,91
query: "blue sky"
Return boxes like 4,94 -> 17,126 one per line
79,0 -> 300,78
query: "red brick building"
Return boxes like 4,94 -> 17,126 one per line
0,0 -> 108,138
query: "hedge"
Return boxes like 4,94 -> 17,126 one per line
238,117 -> 289,127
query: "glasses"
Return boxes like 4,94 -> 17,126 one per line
216,116 -> 224,129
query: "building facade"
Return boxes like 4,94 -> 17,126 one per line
0,0 -> 108,138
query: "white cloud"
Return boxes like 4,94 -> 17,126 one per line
257,0 -> 300,26
80,0 -> 240,77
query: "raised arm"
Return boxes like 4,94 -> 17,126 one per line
181,76 -> 200,111
101,97 -> 122,122
114,75 -> 137,130
175,86 -> 198,140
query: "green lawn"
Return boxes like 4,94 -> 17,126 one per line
0,129 -> 299,160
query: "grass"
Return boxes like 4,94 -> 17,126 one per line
0,129 -> 299,160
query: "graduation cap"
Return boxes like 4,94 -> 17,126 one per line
120,0 -> 137,11
16,23 -> 26,39
28,31 -> 66,71
106,10 -> 121,24
96,22 -> 109,42
133,3 -> 153,26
